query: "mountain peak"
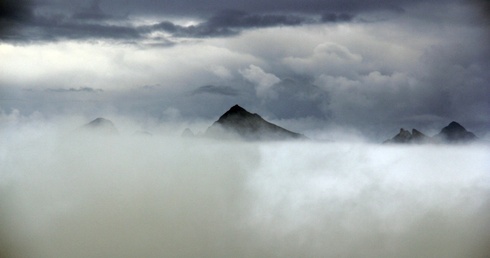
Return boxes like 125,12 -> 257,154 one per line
386,128 -> 412,143
217,104 -> 255,121
82,117 -> 118,134
446,121 -> 465,131
411,128 -> 429,142
229,104 -> 247,113
87,117 -> 113,127
436,121 -> 476,142
206,105 -> 306,141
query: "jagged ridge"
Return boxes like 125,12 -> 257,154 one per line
385,121 -> 477,144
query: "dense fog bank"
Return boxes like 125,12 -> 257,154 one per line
1,123 -> 489,257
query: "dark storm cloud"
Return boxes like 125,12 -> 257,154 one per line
0,0 -> 362,42
473,0 -> 490,20
321,13 -> 354,23
5,0 -> 467,43
0,0 -> 32,21
207,10 -> 306,28
0,0 -> 34,39
72,0 -> 119,21
0,0 -> 140,42
191,85 -> 240,96
0,6 -> 320,42
0,3 -> 141,42
147,10 -> 310,38
34,16 -> 140,41
35,0 -> 435,17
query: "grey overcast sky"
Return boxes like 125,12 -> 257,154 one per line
1,0 -> 489,139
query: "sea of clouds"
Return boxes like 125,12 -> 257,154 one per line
1,116 -> 489,258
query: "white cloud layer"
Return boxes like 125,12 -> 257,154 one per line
1,119 -> 489,258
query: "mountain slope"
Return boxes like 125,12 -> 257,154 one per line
205,105 -> 306,140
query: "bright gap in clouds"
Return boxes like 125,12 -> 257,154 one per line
1,119 -> 489,258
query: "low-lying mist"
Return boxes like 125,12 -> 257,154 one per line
1,119 -> 489,258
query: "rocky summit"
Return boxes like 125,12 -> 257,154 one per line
384,121 -> 477,144
205,104 -> 306,141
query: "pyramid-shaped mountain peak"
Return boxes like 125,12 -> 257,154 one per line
436,121 -> 476,142
206,105 -> 306,141
228,104 -> 247,113
446,121 -> 465,131
218,104 -> 255,120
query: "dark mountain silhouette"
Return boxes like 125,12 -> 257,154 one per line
411,128 -> 430,143
384,121 -> 477,144
205,105 -> 306,140
82,117 -> 119,134
384,128 -> 429,144
434,121 -> 477,142
385,128 -> 412,143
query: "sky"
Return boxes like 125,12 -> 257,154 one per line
1,0 -> 490,140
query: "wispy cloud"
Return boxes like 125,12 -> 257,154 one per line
45,87 -> 104,93
191,85 -> 240,96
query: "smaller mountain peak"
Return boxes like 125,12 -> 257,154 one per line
411,128 -> 427,136
88,117 -> 112,126
411,128 -> 428,142
398,128 -> 411,137
384,128 -> 412,143
82,117 -> 118,134
436,121 -> 476,142
412,128 -> 422,134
